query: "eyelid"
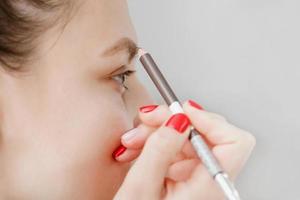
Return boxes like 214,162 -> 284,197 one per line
112,69 -> 136,80
109,54 -> 138,75
111,64 -> 136,76
109,65 -> 127,76
110,68 -> 136,91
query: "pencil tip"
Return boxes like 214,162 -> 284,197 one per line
137,48 -> 148,58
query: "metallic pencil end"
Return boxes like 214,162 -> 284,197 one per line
215,173 -> 241,200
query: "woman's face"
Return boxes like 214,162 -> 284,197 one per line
0,0 -> 153,199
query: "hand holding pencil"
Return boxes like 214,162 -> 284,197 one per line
114,100 -> 255,200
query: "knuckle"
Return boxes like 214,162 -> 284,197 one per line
146,129 -> 177,155
240,131 -> 256,148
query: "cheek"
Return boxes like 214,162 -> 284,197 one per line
43,85 -> 132,162
44,84 -> 133,196
2,79 -> 133,198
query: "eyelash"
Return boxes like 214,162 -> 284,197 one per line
112,69 -> 136,90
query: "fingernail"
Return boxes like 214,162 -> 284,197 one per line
139,105 -> 158,113
165,113 -> 191,133
188,100 -> 204,110
122,127 -> 139,142
112,144 -> 127,159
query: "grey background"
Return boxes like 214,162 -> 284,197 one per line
128,0 -> 300,199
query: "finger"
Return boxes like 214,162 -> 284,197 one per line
212,139 -> 255,180
183,100 -> 255,176
121,124 -> 156,149
166,158 -> 200,182
183,100 -> 256,146
121,113 -> 191,198
181,139 -> 199,159
121,104 -> 172,150
188,164 -> 226,200
139,104 -> 172,127
120,129 -> 199,164
113,147 -> 141,163
189,137 -> 255,186
181,100 -> 256,197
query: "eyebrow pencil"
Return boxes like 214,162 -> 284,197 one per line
137,48 -> 241,200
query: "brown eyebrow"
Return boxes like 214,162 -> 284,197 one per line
102,37 -> 138,62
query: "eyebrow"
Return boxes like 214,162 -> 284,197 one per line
102,37 -> 138,63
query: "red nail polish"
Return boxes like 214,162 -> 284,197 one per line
112,144 -> 127,159
139,105 -> 158,113
165,113 -> 191,133
188,100 -> 204,110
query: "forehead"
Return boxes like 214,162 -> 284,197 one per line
38,0 -> 138,72
71,0 -> 138,42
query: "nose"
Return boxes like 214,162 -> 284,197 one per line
128,80 -> 156,128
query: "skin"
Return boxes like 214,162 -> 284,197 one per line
116,102 -> 256,199
0,0 -> 256,199
0,0 -> 153,199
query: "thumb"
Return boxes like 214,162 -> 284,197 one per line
120,113 -> 191,198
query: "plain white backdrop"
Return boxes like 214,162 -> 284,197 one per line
128,0 -> 300,199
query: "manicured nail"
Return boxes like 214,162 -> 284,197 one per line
165,113 -> 191,133
188,100 -> 204,110
112,144 -> 127,159
122,127 -> 139,142
139,105 -> 158,113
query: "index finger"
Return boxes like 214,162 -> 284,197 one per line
121,113 -> 191,198
183,100 -> 255,145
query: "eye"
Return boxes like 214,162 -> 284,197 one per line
111,69 -> 136,90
